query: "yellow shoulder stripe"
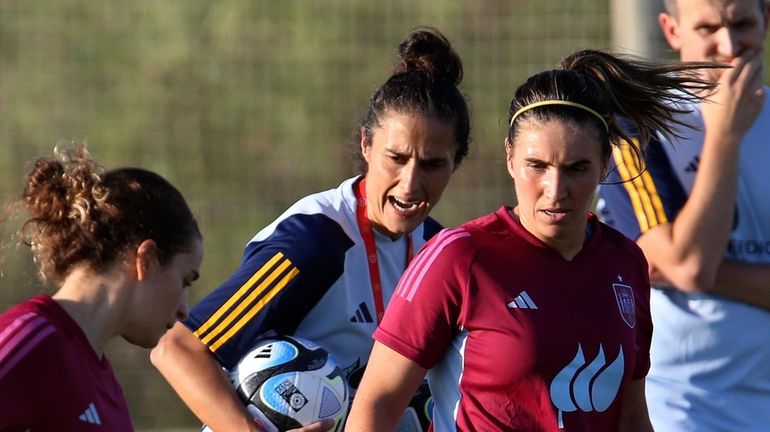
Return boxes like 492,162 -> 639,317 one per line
612,139 -> 668,232
193,251 -> 300,352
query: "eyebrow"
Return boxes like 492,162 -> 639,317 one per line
522,157 -> 593,166
386,148 -> 450,163
523,156 -> 547,164
190,270 -> 200,281
421,155 -> 450,164
567,159 -> 592,167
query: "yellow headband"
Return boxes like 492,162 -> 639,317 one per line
509,100 -> 609,132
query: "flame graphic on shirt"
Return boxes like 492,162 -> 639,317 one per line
549,344 -> 624,428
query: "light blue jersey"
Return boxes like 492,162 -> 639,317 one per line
599,94 -> 770,431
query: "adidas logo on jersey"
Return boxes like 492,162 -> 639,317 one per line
350,302 -> 374,323
507,291 -> 538,309
685,154 -> 700,173
79,402 -> 101,425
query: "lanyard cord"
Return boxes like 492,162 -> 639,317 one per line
354,178 -> 413,323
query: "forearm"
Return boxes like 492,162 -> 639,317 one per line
150,323 -> 260,432
710,260 -> 770,311
639,131 -> 742,292
650,258 -> 770,311
346,342 -> 426,432
663,132 -> 741,288
345,394 -> 402,432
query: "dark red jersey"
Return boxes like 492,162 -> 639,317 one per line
0,295 -> 133,431
376,207 -> 652,431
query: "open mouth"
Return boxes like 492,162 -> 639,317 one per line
389,196 -> 421,212
543,209 -> 568,216
542,209 -> 570,222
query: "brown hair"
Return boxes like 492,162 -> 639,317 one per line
354,26 -> 471,172
17,145 -> 201,284
507,49 -> 719,162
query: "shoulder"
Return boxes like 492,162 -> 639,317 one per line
0,296 -> 62,377
0,295 -> 58,331
289,178 -> 356,218
246,178 -> 359,260
597,219 -> 647,266
465,209 -> 514,236
254,177 -> 358,240
242,212 -> 355,276
420,211 -> 507,259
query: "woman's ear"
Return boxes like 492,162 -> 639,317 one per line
134,239 -> 158,281
600,155 -> 611,183
360,128 -> 372,163
504,138 -> 516,178
504,137 -> 513,158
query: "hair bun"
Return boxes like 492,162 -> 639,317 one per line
23,159 -> 67,220
395,26 -> 463,85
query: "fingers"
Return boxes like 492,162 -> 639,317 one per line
292,418 -> 336,432
754,85 -> 767,108
724,49 -> 763,89
739,52 -> 766,110
743,54 -> 764,92
701,49 -> 765,138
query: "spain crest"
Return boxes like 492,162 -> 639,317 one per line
612,283 -> 635,328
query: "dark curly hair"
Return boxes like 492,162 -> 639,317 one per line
17,145 -> 201,284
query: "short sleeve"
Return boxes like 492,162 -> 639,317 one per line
599,129 -> 687,240
374,228 -> 474,369
630,245 -> 653,379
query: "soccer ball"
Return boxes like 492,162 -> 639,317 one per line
202,336 -> 349,432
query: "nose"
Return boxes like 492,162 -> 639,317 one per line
716,27 -> 741,59
544,169 -> 568,201
176,290 -> 189,321
399,160 -> 421,194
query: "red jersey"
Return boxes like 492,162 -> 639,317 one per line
375,208 -> 652,431
0,295 -> 133,431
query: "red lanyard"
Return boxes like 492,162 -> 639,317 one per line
354,178 -> 413,323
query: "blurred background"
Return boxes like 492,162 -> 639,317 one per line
0,1 -> 765,430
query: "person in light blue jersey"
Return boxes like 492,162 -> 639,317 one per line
598,0 -> 770,430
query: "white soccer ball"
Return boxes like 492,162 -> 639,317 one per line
203,335 -> 349,432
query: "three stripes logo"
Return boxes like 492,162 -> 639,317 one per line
79,402 -> 101,425
350,302 -> 374,323
193,252 -> 300,352
507,291 -> 538,309
394,228 -> 471,302
611,139 -> 668,232
684,154 -> 700,173
549,344 -> 624,429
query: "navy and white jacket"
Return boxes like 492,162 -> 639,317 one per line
184,176 -> 442,393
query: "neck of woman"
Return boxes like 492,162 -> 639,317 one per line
53,266 -> 129,358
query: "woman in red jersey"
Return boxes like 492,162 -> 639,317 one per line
347,50 -> 718,431
0,146 -> 202,431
